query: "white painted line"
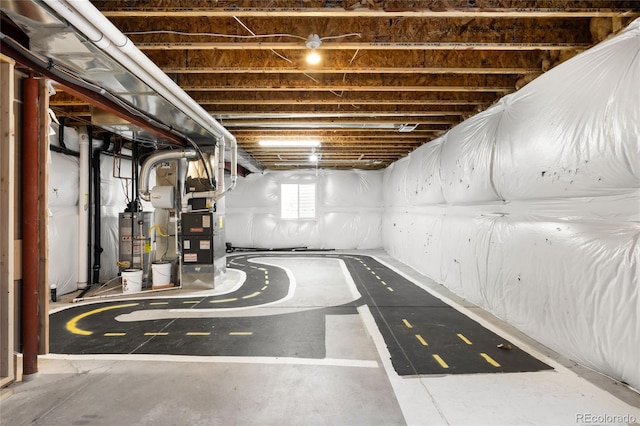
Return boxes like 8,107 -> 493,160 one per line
358,305 -> 448,425
48,269 -> 247,314
40,353 -> 379,368
338,258 -> 364,301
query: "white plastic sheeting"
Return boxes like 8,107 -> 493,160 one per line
99,154 -> 134,283
383,19 -> 640,390
47,125 -> 80,296
225,170 -> 384,250
47,124 -> 142,294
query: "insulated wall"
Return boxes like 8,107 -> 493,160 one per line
384,20 -> 640,390
48,124 -> 142,294
47,125 -> 80,296
225,169 -> 384,250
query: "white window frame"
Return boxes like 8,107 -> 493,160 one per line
280,183 -> 316,220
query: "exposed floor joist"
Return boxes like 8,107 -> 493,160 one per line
45,0 -> 639,170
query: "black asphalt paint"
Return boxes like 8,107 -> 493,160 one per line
50,254 -> 552,375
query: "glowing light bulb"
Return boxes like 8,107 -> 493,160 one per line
306,50 -> 321,65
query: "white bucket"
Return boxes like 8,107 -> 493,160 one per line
122,269 -> 143,293
152,262 -> 172,286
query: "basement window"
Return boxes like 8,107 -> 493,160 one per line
281,183 -> 316,220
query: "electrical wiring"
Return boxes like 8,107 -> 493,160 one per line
125,30 -> 307,41
123,30 -> 362,43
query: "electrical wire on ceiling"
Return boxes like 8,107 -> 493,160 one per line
123,29 -> 362,43
124,29 -> 307,40
125,25 -> 362,103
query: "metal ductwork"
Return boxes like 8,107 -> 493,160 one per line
1,0 -> 263,173
138,149 -> 197,202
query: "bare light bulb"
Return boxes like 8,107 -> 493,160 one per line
306,50 -> 321,65
305,34 -> 322,65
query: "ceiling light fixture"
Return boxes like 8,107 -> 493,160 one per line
305,34 -> 322,65
258,139 -> 321,147
309,147 -> 319,163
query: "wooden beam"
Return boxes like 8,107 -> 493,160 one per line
214,111 -> 468,118
197,99 -> 492,106
222,118 -> 459,126
188,86 -> 512,93
38,78 -> 49,356
137,42 -> 589,51
162,67 -> 537,74
234,129 -> 440,136
101,8 -> 639,19
0,53 -> 16,387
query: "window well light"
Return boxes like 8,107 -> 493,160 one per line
259,139 -> 321,147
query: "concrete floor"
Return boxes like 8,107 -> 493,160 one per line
1,250 -> 639,426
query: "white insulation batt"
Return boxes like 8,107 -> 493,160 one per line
48,124 -> 143,295
384,19 -> 640,390
225,169 -> 384,249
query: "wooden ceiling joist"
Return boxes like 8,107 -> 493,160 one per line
100,8 -> 639,19
164,67 -> 539,74
188,85 -> 512,93
46,0 -> 639,171
136,42 -> 590,51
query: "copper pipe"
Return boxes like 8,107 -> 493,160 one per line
21,75 -> 39,377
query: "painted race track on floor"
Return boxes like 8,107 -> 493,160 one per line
50,254 -> 551,376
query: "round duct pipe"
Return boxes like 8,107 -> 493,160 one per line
138,149 -> 197,201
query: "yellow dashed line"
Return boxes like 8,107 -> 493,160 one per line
415,334 -> 428,346
402,319 -> 413,329
480,353 -> 501,367
229,332 -> 253,336
66,303 -> 139,336
242,291 -> 261,299
261,285 -> 268,291
186,332 -> 211,336
265,280 -> 270,284
380,281 -> 387,286
387,287 -> 394,292
457,333 -> 473,345
149,302 -> 168,306
375,275 -> 381,280
183,301 -> 199,304
210,298 -> 238,303
366,266 -> 371,270
144,332 -> 169,336
433,354 -> 449,369
104,332 -> 126,337
370,270 -> 376,275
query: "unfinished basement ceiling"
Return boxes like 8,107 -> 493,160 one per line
47,0 -> 640,170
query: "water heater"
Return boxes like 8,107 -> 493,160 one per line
118,211 -> 153,283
